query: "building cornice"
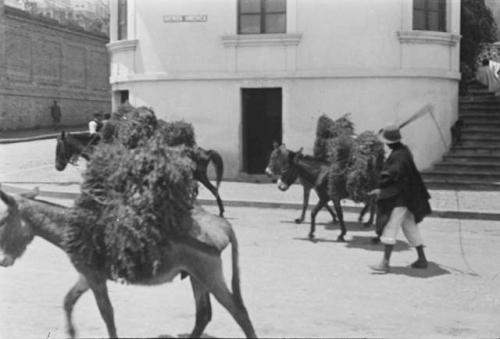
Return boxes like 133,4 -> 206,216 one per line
110,68 -> 461,84
397,31 -> 461,46
221,33 -> 302,47
106,39 -> 139,53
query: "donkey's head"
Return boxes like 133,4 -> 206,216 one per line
277,148 -> 303,191
265,142 -> 290,177
55,131 -> 74,171
0,188 -> 37,267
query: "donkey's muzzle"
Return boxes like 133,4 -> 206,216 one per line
277,179 -> 289,191
265,167 -> 274,177
0,253 -> 14,267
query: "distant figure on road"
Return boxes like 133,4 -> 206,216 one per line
50,100 -> 62,130
88,113 -> 103,135
476,59 -> 500,95
369,125 -> 432,273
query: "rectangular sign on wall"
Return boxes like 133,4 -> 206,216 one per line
163,15 -> 207,23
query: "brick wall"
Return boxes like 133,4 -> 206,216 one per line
0,5 -> 110,131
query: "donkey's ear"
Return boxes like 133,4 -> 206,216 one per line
279,143 -> 287,151
60,131 -> 66,139
273,141 -> 279,149
298,147 -> 304,154
20,187 -> 39,199
0,189 -> 17,208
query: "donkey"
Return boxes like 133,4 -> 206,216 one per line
271,146 -> 378,242
266,143 -> 338,225
0,188 -> 256,338
55,131 -> 226,217
266,143 -> 376,228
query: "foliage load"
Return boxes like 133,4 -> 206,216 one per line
65,106 -> 198,283
313,113 -> 355,161
313,114 -> 384,202
345,131 -> 385,202
158,120 -> 197,148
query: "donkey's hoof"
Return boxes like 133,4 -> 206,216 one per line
308,233 -> 315,240
295,218 -> 304,224
337,235 -> 346,242
363,221 -> 372,228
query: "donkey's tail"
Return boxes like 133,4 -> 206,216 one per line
229,226 -> 245,308
207,149 -> 224,190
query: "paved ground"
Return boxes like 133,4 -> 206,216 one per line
2,139 -> 500,220
0,202 -> 499,338
1,136 -> 500,338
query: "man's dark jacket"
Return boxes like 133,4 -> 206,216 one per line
375,143 -> 431,232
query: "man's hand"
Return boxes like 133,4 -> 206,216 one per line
368,188 -> 381,196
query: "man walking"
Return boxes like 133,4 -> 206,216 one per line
369,125 -> 432,272
50,100 -> 62,130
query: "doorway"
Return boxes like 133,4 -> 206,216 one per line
241,88 -> 282,174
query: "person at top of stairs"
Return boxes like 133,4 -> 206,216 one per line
476,59 -> 500,96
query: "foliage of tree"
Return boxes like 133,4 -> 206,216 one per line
460,0 -> 498,81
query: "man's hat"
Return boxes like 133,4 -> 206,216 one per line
379,124 -> 401,144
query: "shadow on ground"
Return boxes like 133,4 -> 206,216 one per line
346,235 -> 410,252
292,235 -> 409,253
159,333 -> 218,338
370,261 -> 451,278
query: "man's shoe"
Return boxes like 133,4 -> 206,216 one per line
411,259 -> 428,269
369,261 -> 390,273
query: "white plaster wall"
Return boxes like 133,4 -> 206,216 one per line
108,0 -> 461,178
133,0 -> 234,74
119,76 -> 457,177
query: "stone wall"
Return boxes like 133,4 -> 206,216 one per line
0,5 -> 110,131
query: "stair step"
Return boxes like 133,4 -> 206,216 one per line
461,122 -> 500,128
460,100 -> 500,107
429,93 -> 500,190
422,169 -> 500,179
446,148 -> 500,156
461,125 -> 500,131
462,134 -> 500,140
461,131 -> 500,138
459,114 -> 500,122
453,145 -> 500,151
434,162 -> 500,171
459,95 -> 496,103
423,179 -> 500,191
444,153 -> 500,161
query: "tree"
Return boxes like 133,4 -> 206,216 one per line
460,0 -> 498,85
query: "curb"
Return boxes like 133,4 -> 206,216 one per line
0,133 -> 60,144
0,127 -> 87,144
3,185 -> 500,222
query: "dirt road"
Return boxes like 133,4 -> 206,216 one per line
1,203 -> 499,338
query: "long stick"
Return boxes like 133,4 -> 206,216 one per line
398,104 -> 433,129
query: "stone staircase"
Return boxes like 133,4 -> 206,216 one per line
422,86 -> 500,190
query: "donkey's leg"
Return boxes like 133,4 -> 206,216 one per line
87,278 -> 117,338
295,184 -> 311,224
309,198 -> 327,240
358,202 -> 369,223
193,255 -> 256,338
366,197 -> 376,226
63,275 -> 89,339
332,198 -> 346,242
325,203 -> 338,224
198,175 -> 225,217
189,276 -> 212,338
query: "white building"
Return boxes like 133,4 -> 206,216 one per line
107,0 -> 460,179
